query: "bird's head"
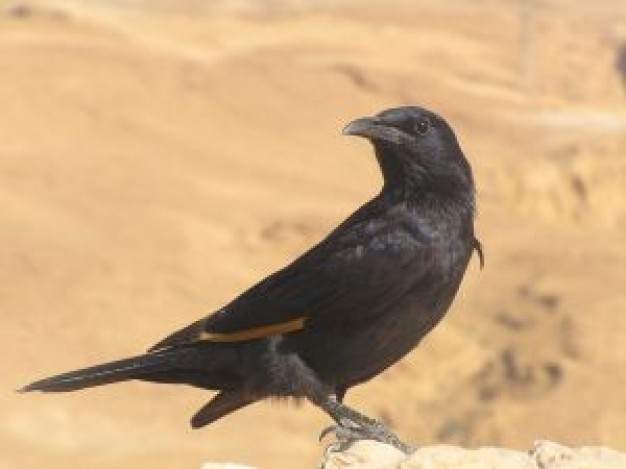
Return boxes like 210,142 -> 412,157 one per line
343,106 -> 474,198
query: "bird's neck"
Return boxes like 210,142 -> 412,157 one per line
375,147 -> 475,218
375,147 -> 408,192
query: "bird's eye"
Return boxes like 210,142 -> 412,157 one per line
414,118 -> 430,135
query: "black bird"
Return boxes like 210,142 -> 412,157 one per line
21,106 -> 482,452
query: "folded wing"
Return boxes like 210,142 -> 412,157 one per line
149,220 -> 429,351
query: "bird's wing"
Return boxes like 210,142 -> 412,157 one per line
149,219 -> 430,351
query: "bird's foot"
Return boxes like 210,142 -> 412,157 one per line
320,418 -> 414,454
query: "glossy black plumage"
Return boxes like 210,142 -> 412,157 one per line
22,106 -> 480,451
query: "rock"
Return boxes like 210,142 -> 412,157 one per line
322,440 -> 407,469
395,445 -> 535,469
531,440 -> 626,469
318,440 -> 626,469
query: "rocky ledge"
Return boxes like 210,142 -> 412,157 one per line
322,440 -> 626,469
202,440 -> 626,469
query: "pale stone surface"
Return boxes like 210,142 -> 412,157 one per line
200,441 -> 626,468
317,440 -> 626,469
322,440 -> 407,469
530,440 -> 626,469
394,445 -> 535,469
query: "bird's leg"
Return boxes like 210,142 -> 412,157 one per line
315,395 -> 413,454
282,354 -> 412,452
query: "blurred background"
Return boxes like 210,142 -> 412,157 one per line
2,0 -> 626,468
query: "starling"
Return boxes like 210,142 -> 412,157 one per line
22,106 -> 482,453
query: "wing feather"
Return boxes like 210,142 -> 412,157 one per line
150,209 -> 429,350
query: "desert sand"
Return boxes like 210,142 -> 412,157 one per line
2,1 -> 626,468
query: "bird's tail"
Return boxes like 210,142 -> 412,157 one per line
19,347 -> 218,393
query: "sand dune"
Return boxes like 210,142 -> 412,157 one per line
2,1 -> 626,468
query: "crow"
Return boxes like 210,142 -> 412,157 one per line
22,106 -> 482,452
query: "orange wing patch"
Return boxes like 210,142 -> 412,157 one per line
198,317 -> 307,343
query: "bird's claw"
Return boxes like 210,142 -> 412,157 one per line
319,425 -> 336,443
320,423 -> 364,454
319,418 -> 358,443
320,420 -> 414,454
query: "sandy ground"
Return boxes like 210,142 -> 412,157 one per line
2,1 -> 626,468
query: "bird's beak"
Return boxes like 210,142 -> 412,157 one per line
342,117 -> 407,145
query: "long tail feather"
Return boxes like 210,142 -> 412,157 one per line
20,349 -> 200,393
